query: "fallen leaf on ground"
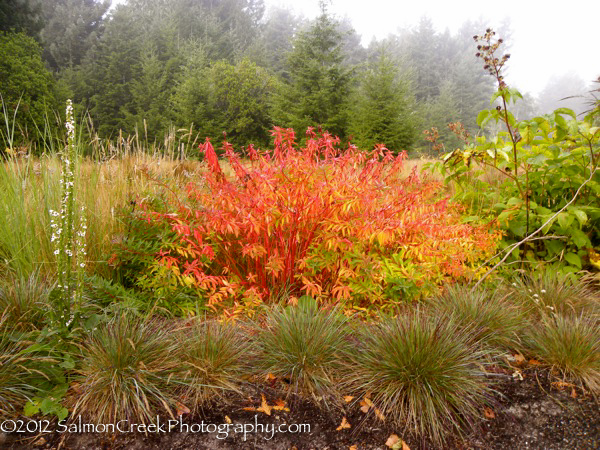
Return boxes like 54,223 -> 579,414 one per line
484,407 -> 495,419
374,408 -> 385,421
349,446 -> 358,450
344,395 -> 354,403
265,373 -> 276,382
571,387 -> 577,398
514,353 -> 526,365
360,396 -> 374,413
224,415 -> 232,424
336,417 -> 351,431
386,434 -> 410,450
176,401 -> 190,416
257,394 -> 272,416
528,358 -> 542,366
552,381 -> 575,390
385,434 -> 400,447
273,398 -> 290,411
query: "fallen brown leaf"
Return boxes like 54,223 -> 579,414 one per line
349,446 -> 358,450
484,407 -> 495,419
265,373 -> 276,382
514,353 -> 526,365
273,398 -> 290,411
344,395 -> 355,403
385,434 -> 410,450
360,396 -> 374,413
256,394 -> 272,416
528,358 -> 542,366
336,417 -> 351,431
385,434 -> 400,447
175,401 -> 191,416
374,408 -> 385,421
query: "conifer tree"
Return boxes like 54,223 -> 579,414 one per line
351,48 -> 417,152
273,1 -> 352,139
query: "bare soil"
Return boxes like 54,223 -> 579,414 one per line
4,368 -> 599,450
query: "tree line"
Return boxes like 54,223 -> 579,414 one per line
2,0 -> 525,154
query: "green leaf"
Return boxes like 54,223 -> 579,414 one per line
24,400 -> 40,417
59,359 -> 75,370
56,406 -> 69,421
570,208 -> 588,226
40,398 -> 57,415
477,110 -> 491,127
557,212 -> 574,230
564,252 -> 582,269
527,153 -> 547,166
553,107 -> 576,119
544,239 -> 563,256
508,220 -> 526,237
570,229 -> 590,249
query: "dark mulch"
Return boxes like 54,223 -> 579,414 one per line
3,368 -> 598,450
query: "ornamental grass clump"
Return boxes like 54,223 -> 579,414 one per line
344,312 -> 493,445
253,298 -> 349,406
70,314 -> 182,425
525,314 -> 600,394
0,271 -> 49,331
508,271 -> 600,321
426,284 -> 526,354
177,320 -> 250,411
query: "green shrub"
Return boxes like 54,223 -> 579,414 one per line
525,314 -> 600,394
253,298 -> 349,406
177,320 -> 250,411
343,312 -> 492,445
426,284 -> 526,353
429,29 -> 599,275
70,314 -> 183,424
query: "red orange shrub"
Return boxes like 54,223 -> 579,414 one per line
145,128 -> 500,316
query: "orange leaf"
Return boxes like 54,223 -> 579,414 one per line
360,396 -> 374,413
224,415 -> 232,424
386,434 -> 400,448
343,395 -> 354,403
386,434 -> 410,449
256,394 -> 272,416
349,446 -> 358,450
265,373 -> 277,382
484,407 -> 495,419
374,408 -> 385,421
273,399 -> 290,411
528,359 -> 542,366
514,353 -> 526,365
336,417 -> 351,431
176,401 -> 190,416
